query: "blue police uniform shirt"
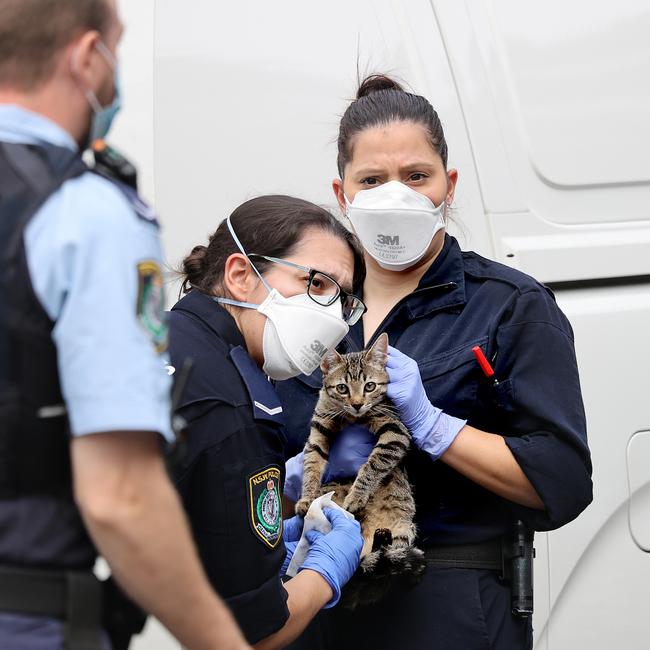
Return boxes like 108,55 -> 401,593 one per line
0,105 -> 172,649
0,105 -> 173,440
168,290 -> 289,645
277,234 -> 593,541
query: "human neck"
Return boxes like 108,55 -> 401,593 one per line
0,84 -> 85,147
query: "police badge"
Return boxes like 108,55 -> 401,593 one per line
248,466 -> 283,548
136,260 -> 167,353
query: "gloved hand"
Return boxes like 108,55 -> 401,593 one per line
386,345 -> 466,460
284,425 -> 375,501
280,516 -> 303,576
283,515 -> 304,543
299,508 -> 363,608
281,541 -> 298,576
325,424 -> 374,481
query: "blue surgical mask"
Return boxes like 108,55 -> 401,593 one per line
81,41 -> 122,145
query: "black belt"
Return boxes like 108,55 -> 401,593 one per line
0,564 -> 103,650
423,538 -> 503,571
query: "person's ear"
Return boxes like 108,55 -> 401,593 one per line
222,254 -> 258,302
445,168 -> 459,206
69,30 -> 103,95
332,178 -> 347,215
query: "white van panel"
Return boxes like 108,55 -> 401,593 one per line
435,0 -> 650,283
545,285 -> 650,645
490,0 -> 650,190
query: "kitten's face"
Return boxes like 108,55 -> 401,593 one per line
321,334 -> 389,418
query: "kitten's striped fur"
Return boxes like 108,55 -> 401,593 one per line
296,334 -> 425,603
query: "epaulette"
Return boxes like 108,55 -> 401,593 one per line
90,140 -> 159,226
91,139 -> 138,190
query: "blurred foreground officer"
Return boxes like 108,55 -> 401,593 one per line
0,1 -> 251,649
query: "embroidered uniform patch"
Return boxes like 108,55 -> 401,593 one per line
136,260 -> 167,353
248,466 -> 283,548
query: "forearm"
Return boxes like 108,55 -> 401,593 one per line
254,570 -> 332,650
440,425 -> 544,510
73,433 -> 250,650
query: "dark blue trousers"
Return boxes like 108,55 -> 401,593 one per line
287,568 -> 532,650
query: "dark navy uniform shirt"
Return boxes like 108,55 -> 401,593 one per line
276,235 -> 593,544
169,290 -> 289,644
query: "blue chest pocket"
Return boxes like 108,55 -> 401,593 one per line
418,337 -> 487,419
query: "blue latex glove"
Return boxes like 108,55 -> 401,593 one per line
326,424 -> 374,480
284,425 -> 375,501
281,541 -> 298,576
386,345 -> 467,460
280,516 -> 303,576
299,508 -> 363,608
283,515 -> 304,543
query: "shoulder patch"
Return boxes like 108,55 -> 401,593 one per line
137,260 -> 168,353
248,466 -> 283,548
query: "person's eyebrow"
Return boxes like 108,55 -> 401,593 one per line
354,161 -> 437,177
314,266 -> 353,294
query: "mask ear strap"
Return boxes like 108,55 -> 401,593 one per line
214,296 -> 260,309
71,45 -> 103,113
226,216 -> 272,292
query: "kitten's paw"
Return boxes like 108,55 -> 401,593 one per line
294,498 -> 312,518
372,528 -> 393,551
342,494 -> 364,516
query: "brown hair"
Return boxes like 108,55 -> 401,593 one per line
0,0 -> 111,91
181,195 -> 366,296
337,74 -> 448,176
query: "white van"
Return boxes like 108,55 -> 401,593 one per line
113,1 -> 650,648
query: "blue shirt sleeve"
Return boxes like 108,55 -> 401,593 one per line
24,172 -> 173,441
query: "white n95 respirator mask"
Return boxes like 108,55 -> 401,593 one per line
255,289 -> 348,380
215,219 -> 350,381
346,180 -> 446,271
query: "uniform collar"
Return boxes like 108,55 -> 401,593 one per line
0,105 -> 78,151
406,234 -> 467,319
346,234 -> 467,351
171,289 -> 247,350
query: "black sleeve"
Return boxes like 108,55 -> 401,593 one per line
493,288 -> 593,530
174,401 -> 290,644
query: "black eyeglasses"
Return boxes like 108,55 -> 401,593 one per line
248,254 -> 367,325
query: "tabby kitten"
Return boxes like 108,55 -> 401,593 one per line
295,333 -> 424,594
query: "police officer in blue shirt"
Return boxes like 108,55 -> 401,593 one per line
0,1 -> 251,648
279,75 -> 593,650
168,196 -> 367,648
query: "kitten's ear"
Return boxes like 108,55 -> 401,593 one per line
321,348 -> 344,374
365,333 -> 389,365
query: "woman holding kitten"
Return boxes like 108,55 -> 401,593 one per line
168,195 -> 368,648
279,75 -> 593,650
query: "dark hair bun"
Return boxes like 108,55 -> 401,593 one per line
181,244 -> 208,290
357,74 -> 405,99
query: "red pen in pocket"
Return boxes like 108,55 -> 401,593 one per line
471,346 -> 499,386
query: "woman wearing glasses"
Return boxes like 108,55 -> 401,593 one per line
168,195 -> 367,648
278,76 -> 592,650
